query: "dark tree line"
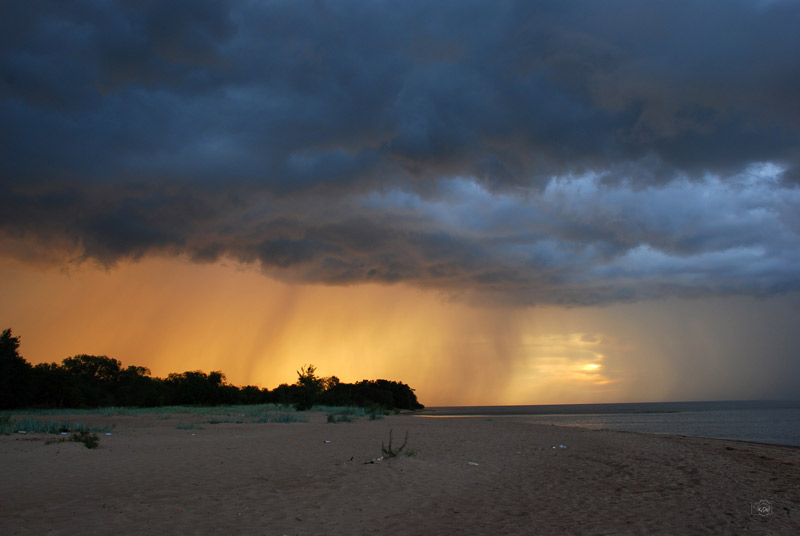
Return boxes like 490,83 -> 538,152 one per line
0,329 -> 423,411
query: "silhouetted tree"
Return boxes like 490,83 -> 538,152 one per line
323,375 -> 340,390
0,329 -> 33,408
59,354 -> 123,406
31,362 -> 81,407
239,385 -> 267,405
61,354 -> 122,382
0,329 -> 423,410
294,364 -> 324,410
166,371 -> 212,405
268,382 -> 298,406
117,365 -> 165,407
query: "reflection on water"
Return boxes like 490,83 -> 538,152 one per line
419,400 -> 800,446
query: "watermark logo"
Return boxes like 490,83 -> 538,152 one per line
751,499 -> 773,517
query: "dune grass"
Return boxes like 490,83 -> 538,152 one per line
256,412 -> 308,423
7,403 -> 389,418
5,404 -> 299,421
314,404 -> 391,423
176,422 -> 204,430
311,405 -> 366,416
5,403 -> 294,417
3,403 -> 389,431
207,416 -> 243,424
0,413 -> 113,435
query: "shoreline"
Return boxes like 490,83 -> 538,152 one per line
418,401 -> 800,448
2,411 -> 799,534
419,413 -> 800,450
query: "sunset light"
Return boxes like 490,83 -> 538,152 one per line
3,3 -> 800,534
2,0 -> 799,408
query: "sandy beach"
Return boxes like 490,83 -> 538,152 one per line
2,410 -> 799,535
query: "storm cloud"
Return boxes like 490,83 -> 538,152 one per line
2,0 -> 800,305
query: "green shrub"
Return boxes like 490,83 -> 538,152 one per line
176,422 -> 203,430
207,416 -> 241,424
1,417 -> 112,435
256,412 -> 308,423
0,413 -> 12,434
367,405 -> 388,420
71,429 -> 100,449
312,405 -> 365,416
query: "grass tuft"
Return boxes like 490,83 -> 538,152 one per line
0,413 -> 13,434
45,430 -> 101,449
176,422 -> 203,430
368,406 -> 387,420
256,412 -> 308,423
207,416 -> 242,424
311,405 -> 366,416
381,429 -> 410,458
71,429 -> 100,449
5,403 -> 291,418
1,416 -> 112,435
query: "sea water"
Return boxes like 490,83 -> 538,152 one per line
423,400 -> 800,446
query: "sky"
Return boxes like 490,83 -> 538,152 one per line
2,0 -> 800,406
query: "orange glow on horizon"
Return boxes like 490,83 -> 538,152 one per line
0,255 -> 686,406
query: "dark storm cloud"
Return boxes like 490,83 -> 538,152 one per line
2,1 -> 800,304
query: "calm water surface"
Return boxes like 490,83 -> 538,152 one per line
421,400 -> 800,446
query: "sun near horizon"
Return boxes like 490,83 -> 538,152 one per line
2,0 -> 800,409
3,256 -> 798,408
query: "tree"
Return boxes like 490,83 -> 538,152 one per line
166,371 -> 212,405
0,329 -> 33,408
323,375 -> 340,390
0,329 -> 425,410
60,354 -> 123,406
117,365 -> 165,407
294,364 -> 324,410
296,364 -> 322,388
61,354 -> 122,383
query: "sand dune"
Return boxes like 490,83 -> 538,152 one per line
2,411 -> 799,535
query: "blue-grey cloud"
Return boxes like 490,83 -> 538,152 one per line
2,0 -> 800,305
